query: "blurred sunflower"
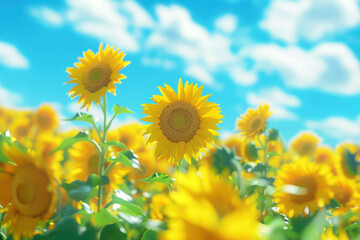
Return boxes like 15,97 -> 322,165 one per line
32,104 -> 59,132
332,175 -> 360,216
274,159 -> 334,218
142,78 -> 223,164
321,228 -> 349,240
335,142 -> 360,178
161,166 -> 260,240
290,132 -> 321,157
9,118 -> 32,148
236,104 -> 272,140
66,43 -> 130,110
150,193 -> 171,221
314,146 -> 337,174
0,144 -> 57,240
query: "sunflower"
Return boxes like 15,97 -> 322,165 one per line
161,166 -> 260,240
142,78 -> 223,164
9,118 -> 32,148
236,104 -> 272,140
335,142 -> 360,178
0,143 -> 57,240
33,104 -> 59,132
150,193 -> 171,221
321,228 -> 349,240
314,146 -> 337,174
273,158 -> 334,218
290,131 -> 321,157
331,175 -> 360,216
66,43 -> 130,109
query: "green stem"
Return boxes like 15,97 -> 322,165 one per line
91,122 -> 102,141
104,161 -> 116,176
259,134 -> 268,222
97,97 -> 108,212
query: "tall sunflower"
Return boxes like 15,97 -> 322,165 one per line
66,43 -> 130,109
0,143 -> 57,240
273,158 -> 334,218
236,104 -> 272,140
142,78 -> 223,164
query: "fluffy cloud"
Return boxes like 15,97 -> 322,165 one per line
146,5 -> 254,86
243,42 -> 360,94
29,6 -> 63,26
215,14 -> 237,34
246,87 -> 301,120
260,0 -> 360,42
0,41 -> 29,69
0,85 -> 23,107
306,116 -> 360,142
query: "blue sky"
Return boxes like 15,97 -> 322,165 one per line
1,0 -> 360,147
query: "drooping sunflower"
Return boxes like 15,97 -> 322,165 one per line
273,158 -> 334,218
142,78 -> 223,164
66,43 -> 130,109
236,104 -> 272,140
290,131 -> 321,157
161,166 -> 260,240
0,143 -> 57,240
32,104 -> 59,132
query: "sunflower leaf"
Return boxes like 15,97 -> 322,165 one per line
108,149 -> 140,169
61,180 -> 92,201
111,190 -> 144,216
113,104 -> 133,116
86,174 -> 110,187
64,112 -> 95,125
141,230 -> 158,240
51,131 -> 90,153
268,128 -> 279,141
103,140 -> 126,150
94,209 -> 118,227
100,224 -> 127,240
139,172 -> 174,190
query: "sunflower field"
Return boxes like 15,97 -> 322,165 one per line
1,43 -> 360,240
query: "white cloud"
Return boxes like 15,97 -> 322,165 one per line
29,6 -> 63,26
142,57 -> 175,70
306,116 -> 360,142
146,5 -> 253,86
0,85 -> 23,107
261,0 -> 360,42
0,41 -> 29,69
243,42 -> 360,95
215,14 -> 237,34
246,87 -> 301,120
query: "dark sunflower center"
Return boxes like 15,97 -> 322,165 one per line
289,176 -> 317,204
84,63 -> 111,92
12,164 -> 52,217
299,143 -> 314,156
159,101 -> 200,143
334,188 -> 351,204
249,116 -> 262,132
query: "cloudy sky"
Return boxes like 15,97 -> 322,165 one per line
1,0 -> 360,146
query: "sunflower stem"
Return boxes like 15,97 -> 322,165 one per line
104,161 -> 116,176
98,97 -> 108,212
259,133 -> 268,222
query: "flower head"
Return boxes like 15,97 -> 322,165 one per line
290,131 -> 321,157
66,43 -> 130,109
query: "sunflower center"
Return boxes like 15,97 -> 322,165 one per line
249,116 -> 263,132
334,188 -> 351,204
12,164 -> 52,217
289,176 -> 317,204
88,154 -> 100,174
84,63 -> 111,92
159,101 -> 200,142
299,143 -> 314,156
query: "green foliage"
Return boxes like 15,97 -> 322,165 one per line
94,209 -> 118,227
211,146 -> 241,174
100,224 -> 127,240
139,172 -> 174,190
52,131 -> 91,153
268,128 -> 279,141
113,104 -> 133,116
103,140 -> 126,150
64,112 -> 95,125
141,230 -> 158,240
108,149 -> 140,169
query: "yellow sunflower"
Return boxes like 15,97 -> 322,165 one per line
314,146 -> 337,175
273,158 -> 334,218
0,144 -> 57,240
332,175 -> 360,216
33,104 -> 59,132
150,193 -> 171,221
142,78 -> 223,164
161,166 -> 260,240
9,118 -> 33,148
290,131 -> 321,157
236,104 -> 272,140
66,43 -> 130,109
321,228 -> 349,240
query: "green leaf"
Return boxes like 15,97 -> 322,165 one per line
86,174 -> 110,188
144,220 -> 167,232
139,172 -> 174,190
141,230 -> 158,240
244,163 -> 266,173
300,210 -> 326,240
112,190 -> 144,216
109,150 -> 140,169
113,104 -> 133,115
100,224 -> 127,240
268,128 -> 279,141
64,112 -> 95,125
51,216 -> 81,240
244,142 -> 259,161
0,133 -> 13,164
94,209 -> 118,227
61,180 -> 92,201
52,131 -> 90,153
267,151 -> 280,159
103,140 -> 126,150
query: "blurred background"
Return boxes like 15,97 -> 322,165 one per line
1,0 -> 360,146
